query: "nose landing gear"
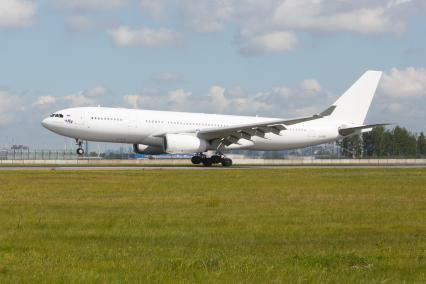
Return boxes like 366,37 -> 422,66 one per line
191,153 -> 233,167
76,148 -> 85,156
75,139 -> 85,156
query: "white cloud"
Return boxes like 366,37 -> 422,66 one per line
63,86 -> 108,106
273,0 -> 406,35
135,0 -> 422,55
273,86 -> 293,98
122,78 -> 329,117
95,0 -> 425,55
123,95 -> 140,109
0,0 -> 36,28
380,67 -> 426,98
33,96 -> 57,107
54,0 -> 127,11
239,30 -> 299,55
209,86 -> 228,112
63,94 -> 96,107
232,0 -> 414,54
123,89 -> 163,109
300,79 -> 322,93
180,0 -> 233,33
364,66 -> 426,130
168,89 -> 191,104
32,86 -> 108,109
123,88 -> 192,110
108,26 -> 181,47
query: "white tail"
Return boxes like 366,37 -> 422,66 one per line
329,70 -> 382,124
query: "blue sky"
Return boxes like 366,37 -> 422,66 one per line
0,0 -> 426,149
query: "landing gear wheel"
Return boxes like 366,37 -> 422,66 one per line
75,139 -> 84,156
202,158 -> 213,167
191,155 -> 202,165
211,155 -> 222,164
221,158 -> 233,167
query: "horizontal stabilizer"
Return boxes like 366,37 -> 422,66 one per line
338,123 -> 390,136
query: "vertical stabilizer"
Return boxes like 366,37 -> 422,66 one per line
330,70 -> 382,124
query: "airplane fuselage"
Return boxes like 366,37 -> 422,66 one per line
42,107 -> 342,151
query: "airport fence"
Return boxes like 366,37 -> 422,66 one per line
1,149 -> 426,166
0,149 -> 78,161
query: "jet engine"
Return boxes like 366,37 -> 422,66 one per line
133,144 -> 165,155
164,134 -> 208,154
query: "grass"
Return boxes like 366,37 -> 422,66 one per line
0,169 -> 425,283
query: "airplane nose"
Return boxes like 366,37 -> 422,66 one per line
41,117 -> 52,129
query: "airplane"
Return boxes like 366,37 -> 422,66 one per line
42,70 -> 387,167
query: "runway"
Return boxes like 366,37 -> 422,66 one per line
1,165 -> 425,170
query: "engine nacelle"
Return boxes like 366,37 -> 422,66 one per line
165,134 -> 208,154
133,144 -> 165,155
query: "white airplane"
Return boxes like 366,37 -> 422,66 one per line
42,70 -> 386,167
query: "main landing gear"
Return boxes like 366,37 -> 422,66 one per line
75,139 -> 85,156
191,154 -> 233,167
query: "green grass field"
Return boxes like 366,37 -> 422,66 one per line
0,169 -> 425,283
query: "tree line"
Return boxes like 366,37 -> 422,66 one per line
339,126 -> 426,158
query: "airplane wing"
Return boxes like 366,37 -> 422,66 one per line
195,116 -> 316,144
153,106 -> 336,148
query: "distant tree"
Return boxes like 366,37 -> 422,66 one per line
362,126 -> 387,157
392,126 -> 417,157
417,132 -> 426,157
339,134 -> 363,158
362,130 -> 374,157
344,126 -> 426,158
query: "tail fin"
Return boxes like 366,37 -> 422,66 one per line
329,70 -> 382,124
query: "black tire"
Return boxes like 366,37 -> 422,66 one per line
76,148 -> 84,156
191,156 -> 202,164
221,158 -> 232,167
211,155 -> 221,164
202,158 -> 213,167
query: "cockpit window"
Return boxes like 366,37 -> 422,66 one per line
50,114 -> 64,118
